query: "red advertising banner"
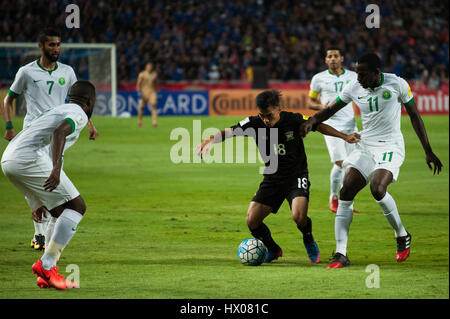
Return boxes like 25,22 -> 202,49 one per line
409,88 -> 449,114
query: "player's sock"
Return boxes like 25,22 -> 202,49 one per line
330,164 -> 344,200
42,209 -> 51,233
34,220 -> 44,236
250,223 -> 280,252
335,200 -> 354,255
297,217 -> 314,243
376,192 -> 407,237
41,209 -> 83,270
44,216 -> 57,248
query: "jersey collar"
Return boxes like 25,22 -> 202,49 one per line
375,72 -> 384,88
36,59 -> 58,75
367,73 -> 384,92
328,68 -> 345,77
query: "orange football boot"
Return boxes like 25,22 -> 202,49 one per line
32,260 -> 67,290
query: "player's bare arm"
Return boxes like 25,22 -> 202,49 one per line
136,73 -> 143,92
196,128 -> 233,158
300,99 -> 346,138
43,120 -> 73,192
307,97 -> 328,111
87,119 -> 98,140
316,123 -> 360,144
404,100 -> 443,175
3,94 -> 17,141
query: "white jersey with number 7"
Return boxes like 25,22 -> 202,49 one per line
7,59 -> 77,128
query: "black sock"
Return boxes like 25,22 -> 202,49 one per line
297,217 -> 314,243
250,223 -> 280,252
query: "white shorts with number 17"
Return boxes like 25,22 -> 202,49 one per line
323,134 -> 356,163
342,139 -> 405,182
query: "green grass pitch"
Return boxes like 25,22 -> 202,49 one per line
0,115 -> 448,299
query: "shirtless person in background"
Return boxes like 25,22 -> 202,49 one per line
137,62 -> 158,127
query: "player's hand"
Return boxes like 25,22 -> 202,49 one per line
43,169 -> 61,192
319,101 -> 329,110
4,128 -> 16,141
426,151 -> 443,175
299,118 -> 317,138
345,132 -> 361,144
89,126 -> 98,140
195,140 -> 212,159
31,206 -> 47,223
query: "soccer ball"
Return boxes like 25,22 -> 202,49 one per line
237,238 -> 267,266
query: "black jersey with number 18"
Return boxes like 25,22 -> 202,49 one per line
230,111 -> 315,181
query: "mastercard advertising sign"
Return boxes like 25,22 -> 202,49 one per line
209,90 -> 315,116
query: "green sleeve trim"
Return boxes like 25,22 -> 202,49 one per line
404,97 -> 415,107
8,89 -> 19,98
64,118 -> 75,133
336,96 -> 348,107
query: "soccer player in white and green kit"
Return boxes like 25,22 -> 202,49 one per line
301,53 -> 442,268
2,27 -> 98,250
308,48 -> 359,214
1,80 -> 96,289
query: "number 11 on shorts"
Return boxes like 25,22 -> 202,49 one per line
382,151 -> 393,162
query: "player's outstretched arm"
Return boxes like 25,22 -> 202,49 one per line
43,120 -> 73,192
316,123 -> 360,144
300,99 -> 346,138
3,95 -> 17,141
88,119 -> 98,140
195,128 -> 233,159
307,97 -> 328,111
405,101 -> 443,175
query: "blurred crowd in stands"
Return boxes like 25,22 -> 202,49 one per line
0,0 -> 448,87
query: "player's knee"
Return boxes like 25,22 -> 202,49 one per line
370,182 -> 386,201
292,213 -> 306,226
77,199 -> 87,215
66,196 -> 87,215
246,214 -> 255,229
339,186 -> 356,201
49,206 -> 64,218
246,212 -> 260,230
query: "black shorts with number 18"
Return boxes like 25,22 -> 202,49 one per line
252,171 -> 310,214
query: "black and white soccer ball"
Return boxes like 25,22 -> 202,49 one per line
237,238 -> 267,266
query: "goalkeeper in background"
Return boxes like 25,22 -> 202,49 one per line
137,62 -> 158,128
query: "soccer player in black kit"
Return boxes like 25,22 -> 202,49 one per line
196,90 -> 360,263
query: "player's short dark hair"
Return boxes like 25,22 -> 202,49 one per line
68,80 -> 96,102
256,90 -> 282,110
357,53 -> 381,71
39,27 -> 61,44
325,47 -> 343,57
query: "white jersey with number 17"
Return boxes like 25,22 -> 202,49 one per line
309,69 -> 357,131
8,59 -> 77,127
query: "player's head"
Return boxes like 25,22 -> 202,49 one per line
68,81 -> 96,118
356,53 -> 382,89
145,62 -> 153,72
256,90 -> 282,127
38,27 -> 62,62
325,47 -> 344,70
